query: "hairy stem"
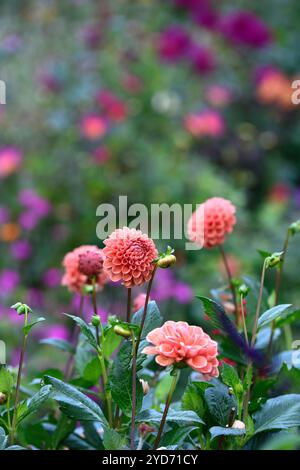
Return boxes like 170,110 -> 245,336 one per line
153,370 -> 179,450
219,245 -> 238,325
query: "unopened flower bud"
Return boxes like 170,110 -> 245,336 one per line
0,392 -> 7,405
113,325 -> 131,339
157,254 -> 176,269
289,220 -> 300,235
266,252 -> 283,268
139,423 -> 155,436
232,419 -> 246,430
10,302 -> 32,316
91,315 -> 101,327
228,387 -> 234,395
78,249 -> 104,278
139,379 -> 150,395
238,284 -> 249,297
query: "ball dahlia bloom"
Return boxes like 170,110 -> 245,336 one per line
103,227 -> 158,288
62,245 -> 108,294
187,197 -> 236,248
143,321 -> 219,379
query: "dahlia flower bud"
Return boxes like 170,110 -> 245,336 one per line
0,392 -> 7,405
78,249 -> 104,278
139,379 -> 150,395
10,302 -> 32,316
157,254 -> 176,269
91,315 -> 101,327
103,227 -> 158,288
238,284 -> 250,297
232,419 -> 246,430
139,423 -> 155,436
187,197 -> 236,248
143,321 -> 219,379
289,219 -> 300,235
113,324 -> 132,339
266,251 -> 283,268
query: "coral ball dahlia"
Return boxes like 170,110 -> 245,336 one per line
103,227 -> 158,288
62,245 -> 107,294
143,321 -> 219,379
188,197 -> 236,248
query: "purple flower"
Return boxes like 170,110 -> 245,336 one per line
26,288 -> 44,309
219,10 -> 271,48
10,240 -> 32,260
19,211 -> 40,231
192,6 -> 219,30
41,325 -> 69,341
188,43 -> 216,74
157,26 -> 191,63
43,268 -> 62,288
0,270 -> 19,294
19,189 -> 51,217
173,283 -> 193,303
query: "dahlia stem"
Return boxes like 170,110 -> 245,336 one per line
240,293 -> 249,344
92,279 -> 112,426
10,308 -> 29,445
130,331 -> 137,449
126,288 -> 132,323
219,245 -> 238,325
268,230 -> 292,354
153,369 -> 179,450
65,295 -> 84,380
136,265 -> 158,350
251,258 -> 268,347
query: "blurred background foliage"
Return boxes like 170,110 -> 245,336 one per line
0,0 -> 300,368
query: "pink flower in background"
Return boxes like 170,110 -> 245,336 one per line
96,90 -> 128,123
43,268 -> 62,288
219,10 -> 271,48
188,43 -> 216,74
184,110 -> 225,138
143,321 -> 219,378
188,197 -> 236,248
219,254 -> 241,278
157,26 -> 191,63
121,74 -> 143,94
0,147 -> 22,178
10,240 -> 32,260
62,245 -> 108,294
0,269 -> 20,294
103,227 -> 158,288
18,189 -> 51,230
205,85 -> 232,107
133,293 -> 147,312
42,325 -> 69,341
93,146 -> 111,165
80,114 -> 107,140
192,6 -> 219,30
80,23 -> 102,49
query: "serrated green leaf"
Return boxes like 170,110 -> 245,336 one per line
64,314 -> 97,350
221,364 -> 240,389
103,428 -> 126,450
44,375 -> 107,425
102,328 -> 122,359
253,394 -> 300,434
209,426 -> 246,440
136,408 -> 204,425
132,301 -> 163,339
205,383 -> 237,427
258,304 -> 292,329
160,425 -> 197,447
17,385 -> 52,424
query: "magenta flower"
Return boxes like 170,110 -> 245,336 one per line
157,26 -> 191,63
10,240 -> 32,260
188,43 -> 216,74
0,270 -> 20,294
219,10 -> 271,48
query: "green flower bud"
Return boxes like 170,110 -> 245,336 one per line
10,302 -> 32,316
289,220 -> 300,236
0,392 -> 7,405
266,252 -> 283,268
91,315 -> 101,327
157,254 -> 177,269
238,284 -> 250,297
113,325 -> 132,339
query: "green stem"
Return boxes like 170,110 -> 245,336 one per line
130,332 -> 137,449
240,294 -> 249,344
126,288 -> 132,323
10,309 -> 29,445
219,245 -> 238,325
153,369 -> 179,450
